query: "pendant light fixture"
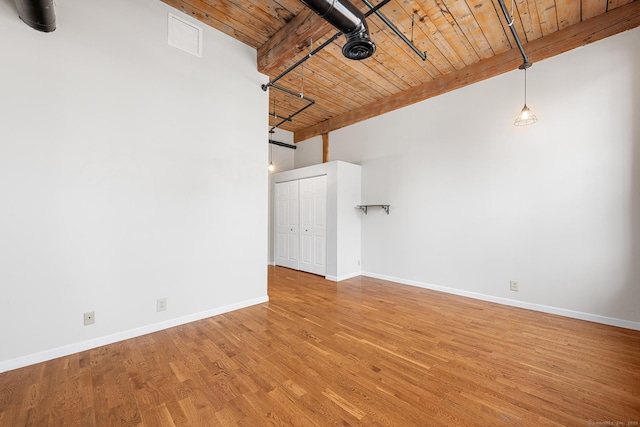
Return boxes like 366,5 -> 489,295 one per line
514,67 -> 538,126
268,130 -> 275,172
496,0 -> 538,127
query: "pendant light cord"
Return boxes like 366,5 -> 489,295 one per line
411,14 -> 415,42
273,97 -> 277,119
524,67 -> 527,104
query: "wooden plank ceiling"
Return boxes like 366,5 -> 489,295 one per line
162,0 -> 640,142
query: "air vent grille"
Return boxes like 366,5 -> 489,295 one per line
168,13 -> 202,57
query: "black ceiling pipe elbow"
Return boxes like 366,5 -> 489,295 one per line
14,0 -> 56,32
298,0 -> 375,60
343,20 -> 375,60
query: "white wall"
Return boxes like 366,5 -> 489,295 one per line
0,0 -> 268,371
298,27 -> 640,329
335,163 -> 362,279
295,134 -> 323,168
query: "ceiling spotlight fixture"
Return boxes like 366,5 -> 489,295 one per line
514,66 -> 538,126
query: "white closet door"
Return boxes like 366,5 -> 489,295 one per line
275,180 -> 299,270
299,175 -> 326,276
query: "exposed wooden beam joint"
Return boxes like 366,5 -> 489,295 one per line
294,1 -> 640,143
257,9 -> 332,76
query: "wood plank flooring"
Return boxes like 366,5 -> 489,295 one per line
1,266 -> 639,426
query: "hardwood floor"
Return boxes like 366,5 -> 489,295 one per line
1,266 -> 639,426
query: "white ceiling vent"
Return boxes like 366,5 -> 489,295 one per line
168,13 -> 203,57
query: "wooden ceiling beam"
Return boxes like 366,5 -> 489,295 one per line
322,133 -> 329,163
294,1 -> 640,143
257,8 -> 332,76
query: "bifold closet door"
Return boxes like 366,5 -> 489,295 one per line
299,175 -> 326,276
275,180 -> 299,270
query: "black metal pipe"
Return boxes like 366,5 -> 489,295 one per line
361,0 -> 426,61
272,115 -> 292,122
269,140 -> 298,149
270,101 -> 315,131
269,84 -> 316,131
270,83 -> 316,103
270,102 -> 315,131
14,0 -> 56,32
496,0 -> 531,69
261,0 -> 392,91
262,33 -> 343,91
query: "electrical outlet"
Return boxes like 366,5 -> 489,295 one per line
157,298 -> 167,312
510,280 -> 519,292
84,311 -> 95,326
357,259 -> 361,266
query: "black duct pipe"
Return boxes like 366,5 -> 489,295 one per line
299,0 -> 375,60
262,0 -> 391,91
14,0 -> 56,32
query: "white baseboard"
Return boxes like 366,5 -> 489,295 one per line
0,295 -> 269,374
326,270 -> 362,282
361,271 -> 640,331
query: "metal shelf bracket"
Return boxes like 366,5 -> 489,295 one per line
356,205 -> 390,215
